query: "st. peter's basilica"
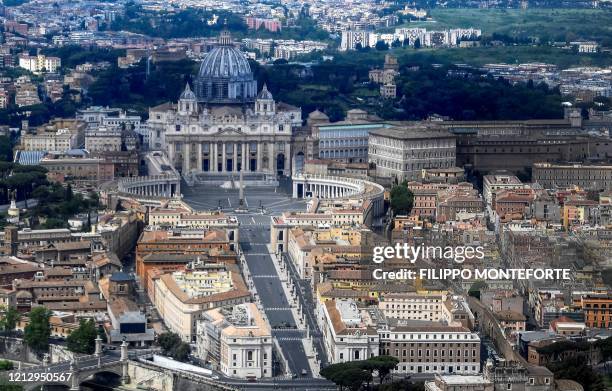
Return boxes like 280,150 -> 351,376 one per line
147,29 -> 316,177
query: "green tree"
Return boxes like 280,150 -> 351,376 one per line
66,319 -> 97,354
389,183 -> 414,216
0,136 -> 13,162
0,307 -> 20,334
0,376 -> 22,390
0,360 -> 13,370
468,280 -> 488,300
366,355 -> 399,384
65,184 -> 73,201
321,356 -> 396,390
24,307 -> 51,353
375,40 -> 389,51
172,341 -> 191,362
158,331 -> 191,362
547,357 -> 605,391
158,331 -> 182,354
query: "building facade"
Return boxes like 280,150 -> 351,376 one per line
380,324 -> 481,376
196,303 -> 273,379
146,30 -> 302,176
533,162 -> 612,191
368,125 -> 456,181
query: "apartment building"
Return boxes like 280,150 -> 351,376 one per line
579,293 -> 612,329
40,153 -> 114,186
483,174 -> 524,209
135,228 -> 234,281
287,226 -> 366,279
379,292 -> 447,322
148,205 -> 239,239
18,54 -> 61,74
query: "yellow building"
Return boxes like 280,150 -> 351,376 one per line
152,263 -> 250,342
287,226 -> 369,278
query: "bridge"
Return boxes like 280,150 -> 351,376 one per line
6,339 -> 152,390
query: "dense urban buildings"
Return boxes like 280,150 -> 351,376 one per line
0,0 -> 612,390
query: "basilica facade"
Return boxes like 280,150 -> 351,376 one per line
147,30 -> 304,176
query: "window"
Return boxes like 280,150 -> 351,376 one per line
507,384 -> 512,390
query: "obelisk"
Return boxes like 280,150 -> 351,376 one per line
238,170 -> 244,208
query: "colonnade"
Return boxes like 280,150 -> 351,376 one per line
117,174 -> 181,199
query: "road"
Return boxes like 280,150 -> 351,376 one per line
238,214 -> 312,377
183,182 -> 333,384
281,251 -> 329,367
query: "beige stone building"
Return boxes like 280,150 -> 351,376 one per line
147,30 -> 303,176
196,303 -> 273,379
318,299 -> 380,364
85,127 -> 122,152
21,119 -> 85,152
152,262 -> 249,342
533,162 -> 612,191
40,153 -> 114,186
368,124 -> 456,181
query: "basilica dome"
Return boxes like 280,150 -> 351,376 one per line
194,29 -> 258,104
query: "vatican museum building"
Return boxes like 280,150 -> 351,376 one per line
147,29 -> 304,177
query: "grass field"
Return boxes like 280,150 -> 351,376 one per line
401,8 -> 612,44
400,45 -> 612,68
332,44 -> 610,69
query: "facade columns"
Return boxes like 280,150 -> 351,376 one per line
233,143 -> 238,172
268,143 -> 275,173
197,143 -> 203,172
183,143 -> 190,173
284,142 -> 291,175
214,143 -> 219,172
256,142 -> 262,172
222,143 -> 227,172
241,143 -> 247,172
168,142 -> 175,166
209,142 -> 214,172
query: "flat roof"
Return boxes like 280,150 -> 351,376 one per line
369,125 -> 454,140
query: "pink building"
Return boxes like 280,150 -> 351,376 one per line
245,17 -> 281,32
